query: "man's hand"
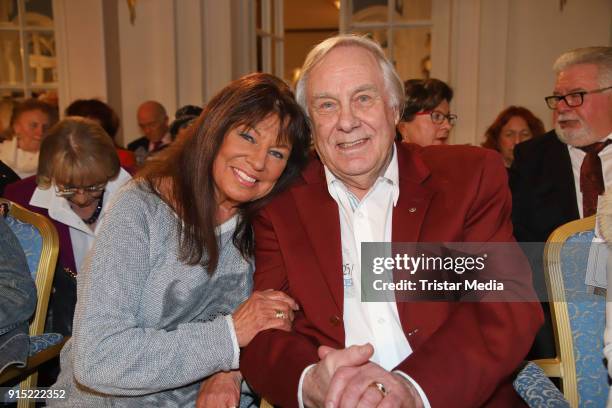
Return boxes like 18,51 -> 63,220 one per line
302,344 -> 374,407
196,370 -> 242,408
325,362 -> 424,408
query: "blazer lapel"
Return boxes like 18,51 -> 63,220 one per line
392,144 -> 434,243
292,160 -> 344,315
390,144 -> 436,337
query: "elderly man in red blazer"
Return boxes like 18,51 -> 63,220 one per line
240,35 -> 543,408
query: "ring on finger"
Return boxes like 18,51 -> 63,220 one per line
274,310 -> 287,319
369,381 -> 388,397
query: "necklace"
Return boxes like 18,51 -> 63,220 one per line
82,193 -> 104,225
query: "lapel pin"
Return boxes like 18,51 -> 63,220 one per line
409,207 -> 417,213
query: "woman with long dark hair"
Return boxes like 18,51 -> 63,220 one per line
49,73 -> 311,407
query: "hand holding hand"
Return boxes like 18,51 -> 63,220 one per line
195,370 -> 242,408
326,361 -> 423,408
302,344 -> 374,407
232,289 -> 299,347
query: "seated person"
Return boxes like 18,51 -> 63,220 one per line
65,98 -> 136,169
0,215 -> 37,375
481,106 -> 545,169
396,78 -> 456,146
169,104 -> 202,142
47,73 -> 311,407
3,119 -> 132,335
0,99 -> 56,178
240,35 -> 542,408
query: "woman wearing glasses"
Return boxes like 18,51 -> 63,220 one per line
47,73 -> 310,407
396,78 -> 457,146
3,118 -> 132,336
482,106 -> 545,169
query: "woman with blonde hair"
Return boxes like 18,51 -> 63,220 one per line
4,117 -> 132,336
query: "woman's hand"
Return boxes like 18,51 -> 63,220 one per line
232,289 -> 299,347
196,371 -> 242,408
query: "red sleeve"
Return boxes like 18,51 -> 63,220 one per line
240,207 -> 319,408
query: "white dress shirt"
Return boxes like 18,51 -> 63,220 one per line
297,146 -> 430,407
567,132 -> 612,218
0,138 -> 39,178
29,168 -> 132,272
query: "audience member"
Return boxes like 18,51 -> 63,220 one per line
4,118 -> 132,336
511,46 -> 612,242
170,105 -> 203,142
0,99 -> 56,178
48,73 -> 311,407
396,78 -> 456,146
482,106 -> 545,168
240,35 -> 542,408
510,46 -> 612,359
128,100 -> 171,165
0,215 -> 37,375
65,98 -> 136,169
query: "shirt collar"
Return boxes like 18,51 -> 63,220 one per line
323,144 -> 400,206
567,132 -> 612,152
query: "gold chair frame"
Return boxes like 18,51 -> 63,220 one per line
532,215 -> 596,408
0,199 -> 59,408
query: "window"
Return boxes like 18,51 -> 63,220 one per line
255,0 -> 284,77
0,0 -> 57,102
340,0 -> 432,80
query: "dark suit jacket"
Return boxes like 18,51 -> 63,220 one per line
0,160 -> 19,197
241,143 -> 543,408
127,136 -> 149,152
509,130 -> 578,359
3,176 -> 76,335
510,129 -> 578,243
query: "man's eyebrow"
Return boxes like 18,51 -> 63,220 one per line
352,84 -> 379,94
312,92 -> 337,100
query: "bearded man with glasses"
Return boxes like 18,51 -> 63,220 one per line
510,46 -> 612,359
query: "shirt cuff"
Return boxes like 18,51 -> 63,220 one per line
297,364 -> 316,408
224,314 -> 240,369
393,370 -> 431,408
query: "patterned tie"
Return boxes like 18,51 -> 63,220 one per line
579,139 -> 611,217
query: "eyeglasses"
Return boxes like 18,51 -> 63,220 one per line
55,182 -> 107,198
544,86 -> 612,109
415,110 -> 457,126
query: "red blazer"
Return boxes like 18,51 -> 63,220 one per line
240,143 -> 543,407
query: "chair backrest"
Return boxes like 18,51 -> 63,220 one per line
0,199 -> 58,336
539,215 -> 607,407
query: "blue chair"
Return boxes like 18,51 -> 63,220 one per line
0,199 -> 64,407
514,361 -> 570,408
531,215 -> 607,407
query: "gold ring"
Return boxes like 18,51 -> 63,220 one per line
369,381 -> 387,397
275,310 -> 287,319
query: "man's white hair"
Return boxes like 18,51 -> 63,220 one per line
553,46 -> 612,87
294,35 -> 405,117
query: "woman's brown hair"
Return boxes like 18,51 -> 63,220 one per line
139,73 -> 311,272
482,106 -> 545,151
37,117 -> 120,189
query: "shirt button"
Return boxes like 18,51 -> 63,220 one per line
377,317 -> 386,324
329,315 -> 341,326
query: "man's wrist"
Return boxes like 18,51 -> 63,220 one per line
393,372 -> 425,408
302,366 -> 318,408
